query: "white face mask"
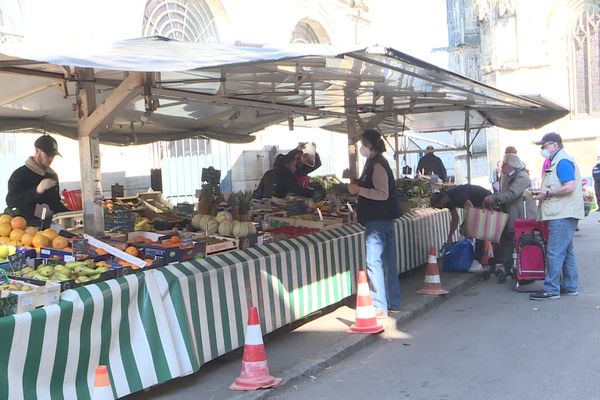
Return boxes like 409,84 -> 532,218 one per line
540,149 -> 551,159
359,145 -> 371,157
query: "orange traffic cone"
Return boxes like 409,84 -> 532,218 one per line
417,247 -> 448,295
93,365 -> 114,400
348,270 -> 384,334
229,306 -> 282,391
482,241 -> 493,266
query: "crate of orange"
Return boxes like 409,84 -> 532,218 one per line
128,235 -> 206,264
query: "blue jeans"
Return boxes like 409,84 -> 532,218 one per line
544,218 -> 579,295
365,220 -> 401,312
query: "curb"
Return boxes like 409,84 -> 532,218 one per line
236,272 -> 483,400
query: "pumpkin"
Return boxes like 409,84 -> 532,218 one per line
215,211 -> 232,224
191,214 -> 210,230
232,221 -> 249,238
206,217 -> 219,235
218,221 -> 233,236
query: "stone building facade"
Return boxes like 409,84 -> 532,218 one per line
447,0 -> 600,185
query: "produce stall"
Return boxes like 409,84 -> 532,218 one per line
0,208 -> 456,399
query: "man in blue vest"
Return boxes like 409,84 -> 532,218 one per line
530,132 -> 584,300
592,156 -> 600,207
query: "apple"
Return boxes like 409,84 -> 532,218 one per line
0,244 -> 8,259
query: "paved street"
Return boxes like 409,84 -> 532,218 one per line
267,214 -> 600,400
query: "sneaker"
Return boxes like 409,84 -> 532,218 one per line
468,260 -> 483,273
560,289 -> 579,296
530,291 -> 560,300
388,307 -> 402,313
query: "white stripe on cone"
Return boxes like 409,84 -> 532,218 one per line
357,283 -> 371,297
428,255 -> 437,264
424,275 -> 441,284
244,325 -> 264,346
356,306 -> 376,319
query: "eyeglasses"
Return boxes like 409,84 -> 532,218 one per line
540,142 -> 556,150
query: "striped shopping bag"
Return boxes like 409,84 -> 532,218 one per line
464,207 -> 509,243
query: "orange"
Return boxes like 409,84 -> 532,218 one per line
125,246 -> 139,257
10,216 -> 27,230
131,236 -> 146,243
0,223 -> 11,237
20,233 -> 34,247
62,247 -> 72,252
41,228 -> 58,241
24,226 -> 38,235
0,214 -> 12,225
52,236 -> 69,250
170,235 -> 181,244
95,248 -> 108,256
9,229 -> 25,242
32,234 -> 50,248
144,258 -> 153,267
0,237 -> 9,245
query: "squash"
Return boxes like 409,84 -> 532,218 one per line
191,214 -> 211,230
216,211 -> 232,224
206,217 -> 219,235
232,221 -> 249,238
218,220 -> 233,236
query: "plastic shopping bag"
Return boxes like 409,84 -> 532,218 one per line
441,238 -> 475,273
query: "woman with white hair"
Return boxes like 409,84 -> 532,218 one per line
484,153 -> 537,282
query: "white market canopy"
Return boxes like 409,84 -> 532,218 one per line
0,37 -> 568,146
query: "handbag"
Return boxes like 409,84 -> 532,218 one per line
464,206 -> 509,243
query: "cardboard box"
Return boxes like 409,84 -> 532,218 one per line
0,280 -> 61,316
267,215 -> 343,230
238,233 -> 265,250
206,236 -> 238,255
132,241 -> 206,264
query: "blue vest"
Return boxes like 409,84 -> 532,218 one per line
357,153 -> 401,224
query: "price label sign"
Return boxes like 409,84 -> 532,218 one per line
0,269 -> 9,286
72,238 -> 88,259
8,252 -> 28,272
177,231 -> 194,248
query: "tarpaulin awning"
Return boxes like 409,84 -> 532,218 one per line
0,37 -> 568,145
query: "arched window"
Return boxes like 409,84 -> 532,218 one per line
290,18 -> 330,44
142,0 -> 219,43
572,3 -> 600,115
143,0 -> 219,157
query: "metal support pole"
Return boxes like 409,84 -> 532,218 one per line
465,109 -> 471,184
394,115 -> 400,178
76,68 -> 104,236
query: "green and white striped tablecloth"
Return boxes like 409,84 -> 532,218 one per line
148,224 -> 364,377
0,209 -> 452,399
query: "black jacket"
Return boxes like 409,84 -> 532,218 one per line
357,153 -> 401,224
272,166 -> 314,198
284,149 -> 322,177
6,157 -> 69,223
416,153 -> 447,181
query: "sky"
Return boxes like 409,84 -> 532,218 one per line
369,0 -> 449,68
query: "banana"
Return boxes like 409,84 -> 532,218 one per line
38,266 -> 55,277
32,273 -> 49,281
74,265 -> 97,275
75,276 -> 92,284
54,265 -> 71,275
51,273 -> 71,281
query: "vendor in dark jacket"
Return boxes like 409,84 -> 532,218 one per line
348,129 -> 401,315
272,155 -> 317,199
416,145 -> 447,181
6,135 -> 69,224
430,184 -> 491,270
284,142 -> 322,188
